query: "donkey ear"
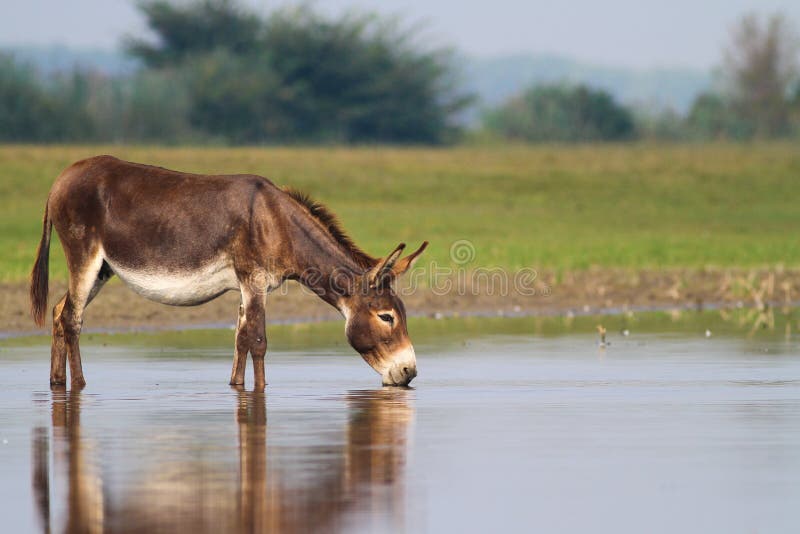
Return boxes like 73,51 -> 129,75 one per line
367,243 -> 406,287
391,241 -> 428,277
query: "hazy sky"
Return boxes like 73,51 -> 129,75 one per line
1,0 -> 799,70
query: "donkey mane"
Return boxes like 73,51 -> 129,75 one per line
283,187 -> 377,269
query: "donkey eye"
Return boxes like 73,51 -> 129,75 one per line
378,313 -> 394,324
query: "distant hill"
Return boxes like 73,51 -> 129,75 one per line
3,45 -> 710,122
460,54 -> 711,120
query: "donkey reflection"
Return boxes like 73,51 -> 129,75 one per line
32,388 -> 413,533
33,389 -> 104,534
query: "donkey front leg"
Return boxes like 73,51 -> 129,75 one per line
230,288 -> 267,389
230,302 -> 247,386
250,318 -> 267,390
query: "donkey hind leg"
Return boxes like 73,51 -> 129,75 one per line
50,295 -> 68,385
51,256 -> 112,389
230,288 -> 267,389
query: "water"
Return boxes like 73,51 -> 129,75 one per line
1,319 -> 800,533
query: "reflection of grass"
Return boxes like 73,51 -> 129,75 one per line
2,308 -> 796,351
1,143 -> 799,282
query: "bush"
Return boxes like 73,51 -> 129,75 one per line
483,84 -> 635,142
127,1 -> 470,143
686,93 -> 753,140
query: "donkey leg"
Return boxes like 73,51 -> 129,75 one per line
230,301 -> 248,386
247,300 -> 267,390
50,295 -> 68,385
56,294 -> 85,389
59,253 -> 108,389
230,286 -> 267,388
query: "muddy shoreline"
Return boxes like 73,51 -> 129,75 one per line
2,268 -> 797,337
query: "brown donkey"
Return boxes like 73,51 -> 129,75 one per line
30,156 -> 427,389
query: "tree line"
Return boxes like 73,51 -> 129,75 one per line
1,2 -> 798,144
0,1 -> 468,144
482,13 -> 800,142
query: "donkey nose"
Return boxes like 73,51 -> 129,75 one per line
380,344 -> 417,386
383,361 -> 417,386
401,362 -> 418,384
403,365 -> 417,381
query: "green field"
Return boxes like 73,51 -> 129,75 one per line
1,144 -> 798,282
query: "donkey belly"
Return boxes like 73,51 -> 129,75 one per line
105,257 -> 240,306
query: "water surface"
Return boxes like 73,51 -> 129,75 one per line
1,315 -> 799,533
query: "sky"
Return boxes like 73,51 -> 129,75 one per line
1,0 -> 799,70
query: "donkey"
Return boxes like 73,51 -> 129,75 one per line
30,155 -> 427,389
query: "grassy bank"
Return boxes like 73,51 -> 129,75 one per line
3,306 -> 795,350
1,143 -> 798,282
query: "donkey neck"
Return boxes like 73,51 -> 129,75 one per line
284,208 -> 364,309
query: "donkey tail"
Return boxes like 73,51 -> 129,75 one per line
30,200 -> 52,327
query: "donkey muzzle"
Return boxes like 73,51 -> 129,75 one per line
381,346 -> 418,386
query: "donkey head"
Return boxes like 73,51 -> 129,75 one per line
340,242 -> 428,386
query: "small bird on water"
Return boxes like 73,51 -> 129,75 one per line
597,325 -> 610,348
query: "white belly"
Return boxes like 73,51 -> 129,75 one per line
106,257 -> 240,306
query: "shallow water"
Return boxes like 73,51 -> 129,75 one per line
1,317 -> 800,533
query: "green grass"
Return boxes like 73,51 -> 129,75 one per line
1,143 -> 799,282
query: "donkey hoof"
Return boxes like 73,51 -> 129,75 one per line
50,378 -> 66,386
71,377 -> 87,389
